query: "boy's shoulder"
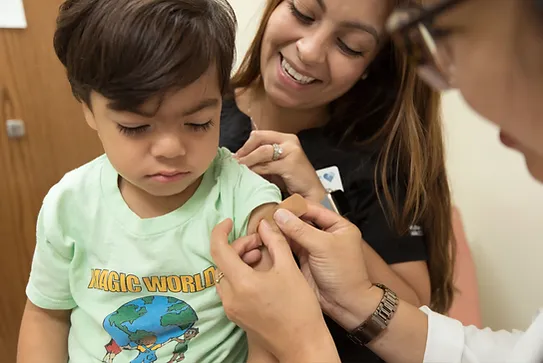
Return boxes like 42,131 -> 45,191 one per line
209,148 -> 281,239
210,147 -> 269,190
211,147 -> 241,176
43,154 -> 107,208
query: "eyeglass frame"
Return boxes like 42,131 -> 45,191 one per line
388,0 -> 467,34
385,0 -> 469,90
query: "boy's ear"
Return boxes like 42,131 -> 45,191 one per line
82,101 -> 97,131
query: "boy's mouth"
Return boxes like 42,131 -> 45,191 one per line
148,171 -> 190,183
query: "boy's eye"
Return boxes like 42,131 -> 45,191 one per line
117,124 -> 149,136
186,120 -> 214,132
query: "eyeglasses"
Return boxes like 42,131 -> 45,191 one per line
386,0 -> 468,90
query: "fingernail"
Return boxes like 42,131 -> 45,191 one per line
251,233 -> 262,246
255,235 -> 263,247
273,209 -> 291,225
260,219 -> 272,231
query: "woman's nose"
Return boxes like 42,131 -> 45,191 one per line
296,34 -> 326,65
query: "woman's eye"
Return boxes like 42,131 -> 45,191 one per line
337,39 -> 364,57
289,2 -> 313,24
117,124 -> 149,136
430,27 -> 454,40
187,120 -> 214,132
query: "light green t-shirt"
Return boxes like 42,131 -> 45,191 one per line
26,147 -> 281,363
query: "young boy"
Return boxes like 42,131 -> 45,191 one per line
17,1 -> 281,362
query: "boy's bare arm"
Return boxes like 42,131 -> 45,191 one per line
246,195 -> 308,270
244,194 -> 309,362
247,203 -> 278,235
17,300 -> 71,363
247,194 -> 308,235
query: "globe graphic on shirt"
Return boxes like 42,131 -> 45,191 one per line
103,296 -> 198,350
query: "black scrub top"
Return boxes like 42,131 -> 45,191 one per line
220,98 -> 427,362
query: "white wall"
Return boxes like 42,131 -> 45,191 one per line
229,0 -> 265,70
229,1 -> 543,331
443,92 -> 543,331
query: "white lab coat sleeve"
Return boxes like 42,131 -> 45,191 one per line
420,306 -> 525,363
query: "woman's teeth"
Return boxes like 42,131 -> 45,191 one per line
281,58 -> 316,85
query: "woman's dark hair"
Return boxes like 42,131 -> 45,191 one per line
54,0 -> 237,113
535,0 -> 543,21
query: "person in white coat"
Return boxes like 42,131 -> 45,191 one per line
210,0 -> 543,362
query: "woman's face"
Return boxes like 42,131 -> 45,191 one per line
430,0 -> 543,181
259,0 -> 388,110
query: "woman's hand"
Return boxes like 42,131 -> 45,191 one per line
210,219 -> 339,362
234,130 -> 327,202
273,201 -> 374,325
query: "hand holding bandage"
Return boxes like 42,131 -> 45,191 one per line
246,194 -> 309,270
210,195 -> 326,360
262,194 -> 308,228
210,196 -> 370,361
216,194 -> 309,272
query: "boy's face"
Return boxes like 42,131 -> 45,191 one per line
83,67 -> 222,201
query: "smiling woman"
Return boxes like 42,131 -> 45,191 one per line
220,0 -> 454,361
211,0 -> 543,362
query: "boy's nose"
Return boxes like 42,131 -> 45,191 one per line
151,134 -> 187,159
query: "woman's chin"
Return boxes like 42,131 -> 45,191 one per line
525,157 -> 543,183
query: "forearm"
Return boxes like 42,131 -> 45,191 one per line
259,317 -> 341,363
361,241 -> 425,306
17,300 -> 70,363
328,286 -> 428,363
279,326 -> 341,363
305,184 -> 327,203
247,334 -> 278,363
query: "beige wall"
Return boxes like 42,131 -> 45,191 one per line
230,1 -> 543,331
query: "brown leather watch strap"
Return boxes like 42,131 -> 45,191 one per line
346,283 -> 399,346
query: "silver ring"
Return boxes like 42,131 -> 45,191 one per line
272,143 -> 283,161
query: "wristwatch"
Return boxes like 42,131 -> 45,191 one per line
320,189 -> 351,217
346,283 -> 399,346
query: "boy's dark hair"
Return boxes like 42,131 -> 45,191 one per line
54,0 -> 237,113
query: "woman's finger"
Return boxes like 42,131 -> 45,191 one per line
235,130 -> 285,158
242,249 -> 263,266
230,233 -> 262,256
213,268 -> 233,307
210,219 -> 253,281
273,208 -> 328,252
237,144 -> 275,168
299,200 -> 351,232
249,163 -> 281,177
257,219 -> 298,270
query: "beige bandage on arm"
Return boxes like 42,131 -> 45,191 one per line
263,193 -> 308,227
